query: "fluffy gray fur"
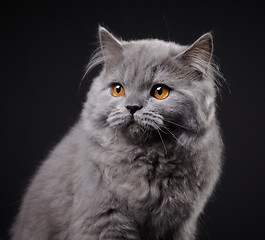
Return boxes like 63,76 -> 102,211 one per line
11,26 -> 223,240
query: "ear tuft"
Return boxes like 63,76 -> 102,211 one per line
98,26 -> 123,60
193,32 -> 213,63
178,33 -> 213,73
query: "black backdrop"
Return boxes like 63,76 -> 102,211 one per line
1,3 -> 265,240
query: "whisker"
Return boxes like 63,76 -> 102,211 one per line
162,126 -> 188,150
102,122 -> 109,127
107,111 -> 129,128
156,126 -> 169,135
113,128 -> 119,141
157,129 -> 168,156
142,129 -> 151,142
142,111 -> 164,120
163,119 -> 189,130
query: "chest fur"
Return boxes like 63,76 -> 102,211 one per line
103,149 -> 198,218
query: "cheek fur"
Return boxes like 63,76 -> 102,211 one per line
150,94 -> 200,133
85,86 -> 124,126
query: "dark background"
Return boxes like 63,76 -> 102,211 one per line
1,3 -> 265,240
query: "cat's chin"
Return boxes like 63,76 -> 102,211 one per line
121,122 -> 155,144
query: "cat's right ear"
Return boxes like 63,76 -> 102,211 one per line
98,26 -> 123,68
176,33 -> 213,75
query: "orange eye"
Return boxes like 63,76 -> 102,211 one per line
152,85 -> 170,100
112,84 -> 125,97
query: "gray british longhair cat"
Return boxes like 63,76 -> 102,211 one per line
11,26 -> 223,240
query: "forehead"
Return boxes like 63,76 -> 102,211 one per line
118,40 -> 185,88
122,39 -> 177,68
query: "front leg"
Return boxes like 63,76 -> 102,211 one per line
95,209 -> 141,240
173,217 -> 197,240
69,208 -> 141,240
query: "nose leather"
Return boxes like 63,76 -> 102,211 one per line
126,105 -> 143,114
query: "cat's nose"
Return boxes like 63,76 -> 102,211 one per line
126,105 -> 143,115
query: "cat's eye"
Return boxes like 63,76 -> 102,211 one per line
152,85 -> 170,100
111,83 -> 125,97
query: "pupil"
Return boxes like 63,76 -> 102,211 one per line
116,85 -> 121,93
157,86 -> 163,95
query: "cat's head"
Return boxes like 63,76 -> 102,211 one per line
82,27 -> 220,144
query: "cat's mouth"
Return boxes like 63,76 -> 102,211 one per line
123,121 -> 150,142
107,110 -> 164,142
127,120 -> 144,132
121,115 -> 160,142
126,117 -> 145,132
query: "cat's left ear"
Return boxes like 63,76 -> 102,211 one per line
98,26 -> 123,68
177,33 -> 213,73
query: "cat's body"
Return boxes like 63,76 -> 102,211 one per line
11,27 -> 223,240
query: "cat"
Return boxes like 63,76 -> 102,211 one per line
10,26 -> 223,240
